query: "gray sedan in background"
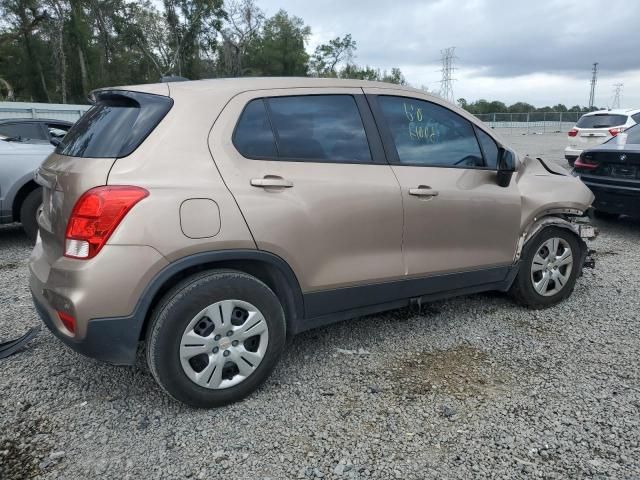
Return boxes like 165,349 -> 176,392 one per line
0,119 -> 72,240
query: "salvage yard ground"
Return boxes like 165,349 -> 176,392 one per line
1,132 -> 639,479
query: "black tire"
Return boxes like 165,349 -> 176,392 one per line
19,187 -> 42,242
146,270 -> 286,408
592,209 -> 619,220
509,227 -> 583,309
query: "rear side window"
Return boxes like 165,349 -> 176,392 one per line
268,95 -> 371,162
57,91 -> 173,158
233,99 -> 277,158
632,113 -> 640,124
234,95 -> 372,163
0,122 -> 46,141
576,114 -> 627,128
378,96 -> 484,167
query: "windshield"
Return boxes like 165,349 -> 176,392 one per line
576,114 -> 627,129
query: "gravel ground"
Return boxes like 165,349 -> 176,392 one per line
1,133 -> 639,479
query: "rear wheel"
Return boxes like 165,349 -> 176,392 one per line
19,187 -> 42,242
146,270 -> 286,408
509,227 -> 582,309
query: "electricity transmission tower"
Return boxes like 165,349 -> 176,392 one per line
612,83 -> 623,109
439,47 -> 456,104
588,62 -> 598,109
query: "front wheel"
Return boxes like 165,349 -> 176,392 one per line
146,270 -> 287,408
509,227 -> 582,309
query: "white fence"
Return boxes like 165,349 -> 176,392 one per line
0,101 -> 90,123
474,112 -> 582,134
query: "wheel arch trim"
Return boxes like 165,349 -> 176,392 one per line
515,215 -> 586,263
72,249 -> 305,365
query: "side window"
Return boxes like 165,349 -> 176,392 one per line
378,96 -> 484,168
632,112 -> 640,124
233,99 -> 278,158
0,122 -> 46,140
474,126 -> 499,169
267,95 -> 372,163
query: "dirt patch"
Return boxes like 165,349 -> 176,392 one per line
0,413 -> 55,480
385,345 -> 505,399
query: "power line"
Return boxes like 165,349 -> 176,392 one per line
611,83 -> 623,109
588,62 -> 598,109
439,47 -> 456,104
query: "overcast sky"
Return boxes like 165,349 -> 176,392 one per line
258,0 -> 640,108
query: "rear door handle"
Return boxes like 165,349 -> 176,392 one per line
250,176 -> 293,188
408,186 -> 439,197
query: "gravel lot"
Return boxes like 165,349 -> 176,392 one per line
1,132 -> 639,479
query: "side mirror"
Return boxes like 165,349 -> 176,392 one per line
497,148 -> 515,187
50,137 -> 61,147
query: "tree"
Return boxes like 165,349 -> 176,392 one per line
508,102 -> 535,113
339,64 -> 406,84
310,34 -> 356,76
245,10 -> 310,76
0,0 -> 50,101
161,0 -> 225,78
218,0 -> 264,76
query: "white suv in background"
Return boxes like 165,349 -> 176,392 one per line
565,109 -> 640,166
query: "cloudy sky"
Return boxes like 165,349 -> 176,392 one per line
259,0 -> 640,108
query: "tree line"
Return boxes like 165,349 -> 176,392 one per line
0,0 -> 406,104
457,98 -> 601,115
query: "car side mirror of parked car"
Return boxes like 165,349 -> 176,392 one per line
50,138 -> 61,147
497,149 -> 515,187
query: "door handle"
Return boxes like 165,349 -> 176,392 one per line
408,186 -> 439,197
250,176 -> 293,188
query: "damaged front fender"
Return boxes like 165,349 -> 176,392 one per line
516,156 -> 595,232
513,156 -> 597,265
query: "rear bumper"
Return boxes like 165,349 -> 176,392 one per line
581,178 -> 640,216
32,290 -> 143,365
28,239 -> 168,365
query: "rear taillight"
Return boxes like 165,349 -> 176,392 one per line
64,186 -> 148,259
568,128 -> 578,137
57,311 -> 76,333
574,155 -> 599,170
609,127 -> 625,137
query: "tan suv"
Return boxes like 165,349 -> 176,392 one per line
29,78 -> 596,407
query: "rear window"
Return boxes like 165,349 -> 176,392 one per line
56,91 -> 173,158
576,114 -> 627,128
0,122 -> 47,141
